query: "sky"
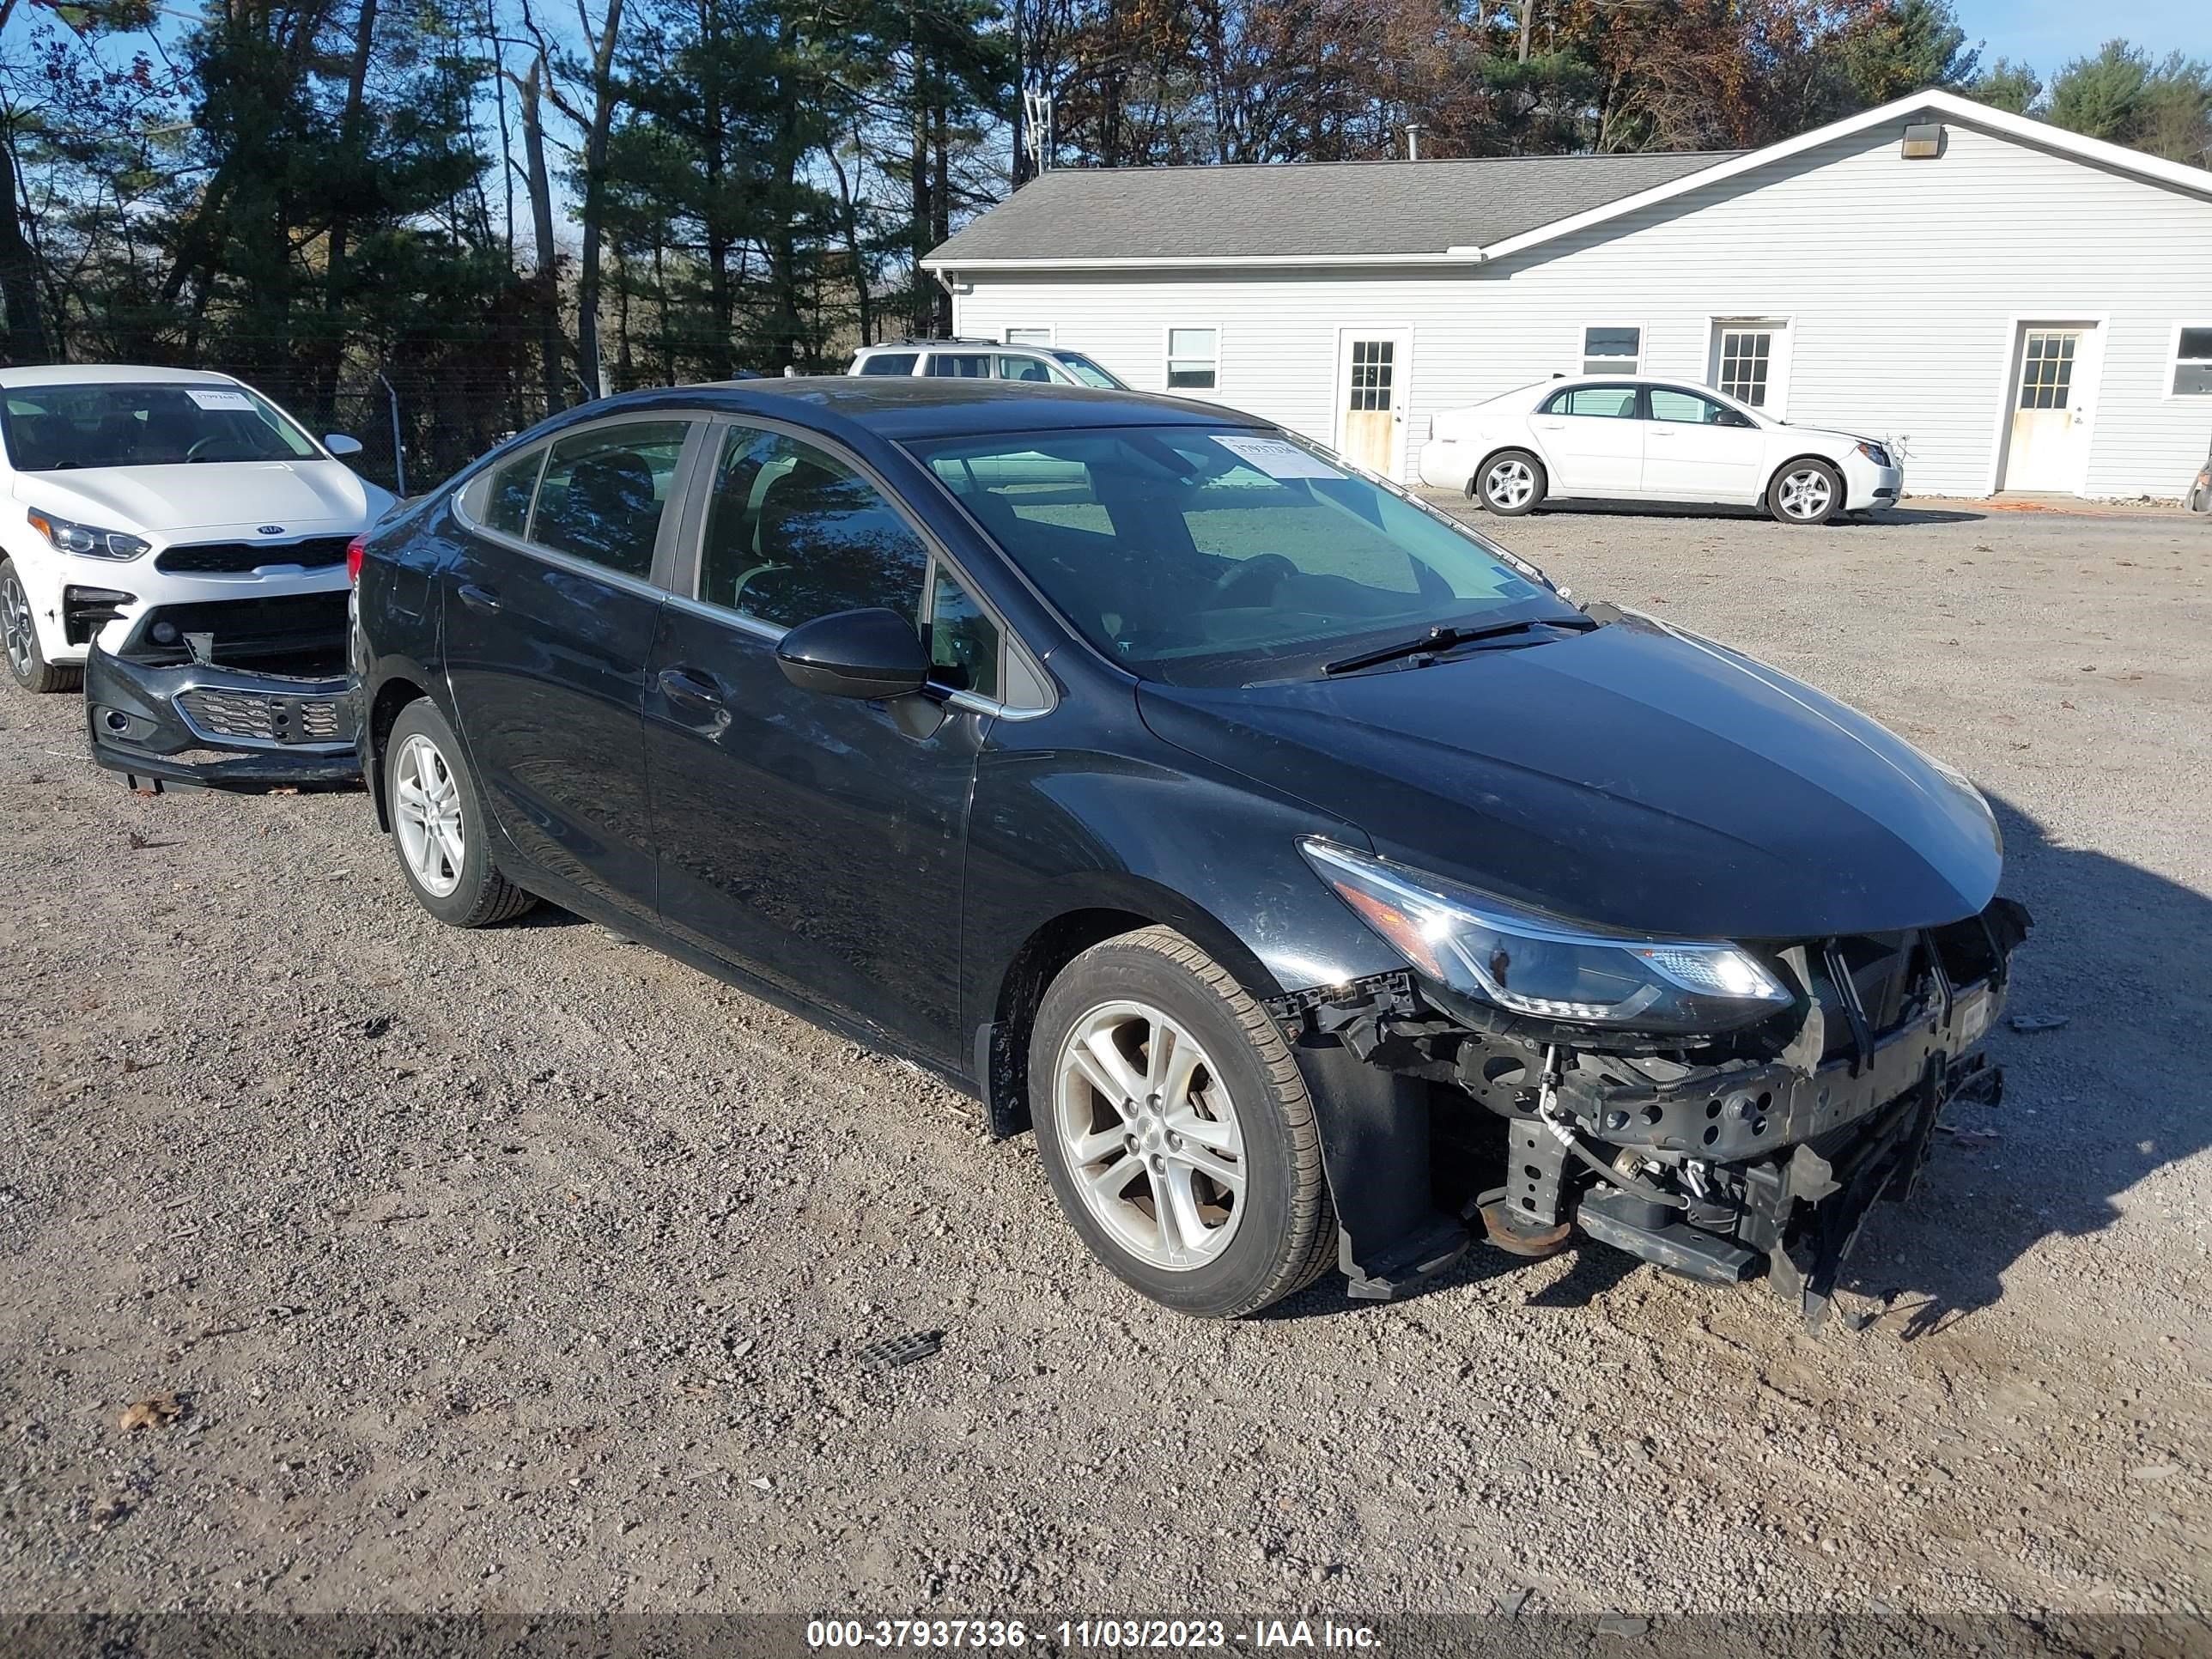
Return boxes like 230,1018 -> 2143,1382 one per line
1953,0 -> 2207,76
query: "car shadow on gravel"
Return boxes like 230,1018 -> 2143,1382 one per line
1487,502 -> 1987,527
1838,792 -> 2209,1339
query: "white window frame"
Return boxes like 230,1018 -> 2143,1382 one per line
1707,317 -> 1793,419
2168,321 -> 2212,399
1579,323 -> 1642,378
1003,325 -> 1055,347
1164,324 -> 1222,393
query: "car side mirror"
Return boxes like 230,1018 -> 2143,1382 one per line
325,433 -> 365,458
775,606 -> 931,701
1721,410 -> 1755,428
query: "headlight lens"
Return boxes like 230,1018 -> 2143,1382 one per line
27,508 -> 151,562
1855,441 -> 1892,466
1300,840 -> 1794,1035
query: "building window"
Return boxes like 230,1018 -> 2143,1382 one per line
2175,326 -> 2212,396
1005,327 -> 1054,347
1711,320 -> 1787,410
1582,325 -> 1640,376
1167,327 -> 1219,390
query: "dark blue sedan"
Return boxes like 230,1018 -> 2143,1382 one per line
349,379 -> 2026,1322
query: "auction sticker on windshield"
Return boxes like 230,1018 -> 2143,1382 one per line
1212,434 -> 1343,480
185,388 -> 256,410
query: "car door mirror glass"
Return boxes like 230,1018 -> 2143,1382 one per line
776,606 -> 932,700
325,433 -> 365,458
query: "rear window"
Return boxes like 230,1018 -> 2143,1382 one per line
857,352 -> 917,376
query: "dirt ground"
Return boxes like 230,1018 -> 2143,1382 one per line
0,497 -> 2207,1626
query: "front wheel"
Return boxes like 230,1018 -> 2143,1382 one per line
1477,450 -> 1545,516
1,558 -> 77,694
1030,927 -> 1336,1317
383,698 -> 538,927
1770,459 -> 1844,525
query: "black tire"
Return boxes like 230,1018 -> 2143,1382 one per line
382,698 -> 538,928
1,558 -> 79,694
1768,458 -> 1844,526
1476,449 -> 1545,516
1029,926 -> 1336,1318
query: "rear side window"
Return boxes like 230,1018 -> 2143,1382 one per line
1545,386 -> 1639,418
527,421 -> 690,580
927,353 -> 990,379
858,352 -> 917,376
699,425 -> 928,629
482,447 -> 545,536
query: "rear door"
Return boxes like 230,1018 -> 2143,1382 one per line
1639,386 -> 1767,503
643,418 -> 999,1065
1530,383 -> 1644,496
442,413 -> 703,917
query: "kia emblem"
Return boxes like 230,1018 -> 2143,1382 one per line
258,525 -> 284,536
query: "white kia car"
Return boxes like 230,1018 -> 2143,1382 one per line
1418,376 -> 1903,525
0,365 -> 394,787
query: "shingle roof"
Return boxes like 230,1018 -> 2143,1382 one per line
925,150 -> 1741,265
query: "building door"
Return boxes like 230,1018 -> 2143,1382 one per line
1708,319 -> 1792,419
1334,331 -> 1410,477
2002,324 -> 2098,493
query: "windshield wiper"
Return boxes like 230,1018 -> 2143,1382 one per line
1322,614 -> 1595,677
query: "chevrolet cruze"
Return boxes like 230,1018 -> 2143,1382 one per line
350,379 -> 2024,1322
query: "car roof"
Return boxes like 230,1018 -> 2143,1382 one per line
592,375 -> 1262,441
0,364 -> 243,390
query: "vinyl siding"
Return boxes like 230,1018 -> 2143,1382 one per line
951,121 -> 2212,499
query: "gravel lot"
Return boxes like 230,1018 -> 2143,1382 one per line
1,499 -> 2207,1626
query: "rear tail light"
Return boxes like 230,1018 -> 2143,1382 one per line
345,537 -> 367,584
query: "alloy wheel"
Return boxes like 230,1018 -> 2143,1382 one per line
1776,467 -> 1833,521
1054,1000 -> 1247,1271
2,572 -> 33,681
1486,459 -> 1535,511
392,732 -> 466,897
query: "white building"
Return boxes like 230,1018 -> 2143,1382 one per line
924,90 -> 2212,501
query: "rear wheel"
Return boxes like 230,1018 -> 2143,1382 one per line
384,699 -> 538,927
1477,450 -> 1544,516
1770,459 -> 1844,525
1030,927 -> 1335,1317
1,559 -> 77,694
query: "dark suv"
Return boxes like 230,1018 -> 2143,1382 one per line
351,379 -> 2025,1322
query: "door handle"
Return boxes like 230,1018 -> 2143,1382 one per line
457,582 -> 502,614
1648,429 -> 1676,439
657,665 -> 726,711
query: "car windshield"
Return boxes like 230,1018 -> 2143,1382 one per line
908,424 -> 1577,687
0,381 -> 320,471
1051,353 -> 1125,390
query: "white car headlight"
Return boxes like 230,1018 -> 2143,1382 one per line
1301,840 -> 1794,1035
27,507 -> 151,562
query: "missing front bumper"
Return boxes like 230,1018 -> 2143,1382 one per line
84,642 -> 362,792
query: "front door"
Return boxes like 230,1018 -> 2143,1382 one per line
1640,385 -> 1766,504
2003,325 -> 2097,493
442,415 -> 698,917
1531,382 -> 1645,496
1334,332 -> 1410,477
645,421 -> 985,1065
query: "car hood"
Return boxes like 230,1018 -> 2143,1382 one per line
1135,613 -> 2002,940
15,459 -> 378,535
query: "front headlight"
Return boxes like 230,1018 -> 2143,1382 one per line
1300,840 -> 1794,1035
1855,441 -> 1891,467
27,508 -> 151,562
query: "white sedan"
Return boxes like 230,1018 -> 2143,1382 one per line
0,364 -> 393,694
1418,377 -> 1902,525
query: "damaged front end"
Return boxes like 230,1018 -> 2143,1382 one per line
1268,848 -> 2030,1327
84,591 -> 361,792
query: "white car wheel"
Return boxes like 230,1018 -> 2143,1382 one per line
1480,451 -> 1544,516
1771,461 -> 1842,526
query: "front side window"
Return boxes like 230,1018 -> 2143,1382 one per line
699,425 -> 928,629
858,351 -> 918,377
927,353 -> 991,379
929,566 -> 1000,697
1545,386 -> 1640,418
528,420 -> 690,580
0,381 -> 319,471
910,425 -> 1572,688
1166,328 -> 1219,391
997,354 -> 1054,384
1582,325 -> 1640,376
1648,387 -> 1737,426
2172,326 -> 2212,396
